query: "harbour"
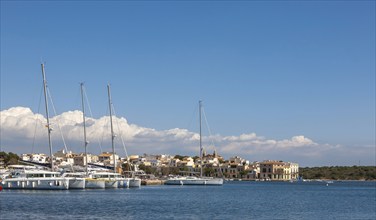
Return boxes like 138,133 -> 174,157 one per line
1,181 -> 375,220
1,1 -> 374,219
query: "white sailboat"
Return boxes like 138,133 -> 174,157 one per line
1,64 -> 70,190
88,84 -> 127,189
165,101 -> 223,186
1,168 -> 69,190
79,83 -> 105,189
88,172 -> 120,189
61,172 -> 85,189
58,83 -> 98,190
107,84 -> 141,188
125,171 -> 141,188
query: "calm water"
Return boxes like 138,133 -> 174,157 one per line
1,181 -> 375,219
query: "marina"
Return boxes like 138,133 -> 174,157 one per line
1,2 -> 374,220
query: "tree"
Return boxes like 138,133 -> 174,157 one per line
170,167 -> 180,175
139,164 -> 157,175
204,167 -> 215,177
239,170 -> 248,179
0,151 -> 20,166
138,163 -> 146,171
174,155 -> 188,160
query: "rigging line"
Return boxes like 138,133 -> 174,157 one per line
47,87 -> 75,172
202,107 -> 223,178
202,108 -> 216,149
31,83 -> 44,154
83,86 -> 94,120
99,106 -> 109,153
46,88 -> 69,152
83,85 -> 104,153
112,106 -> 130,162
82,85 -> 103,153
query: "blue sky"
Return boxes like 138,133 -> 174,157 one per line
1,1 -> 375,166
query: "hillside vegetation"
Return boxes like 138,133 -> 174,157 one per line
299,166 -> 376,180
0,151 -> 20,166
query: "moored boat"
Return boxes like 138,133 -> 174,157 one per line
1,64 -> 70,190
126,177 -> 141,187
165,101 -> 223,186
61,172 -> 86,189
85,177 -> 106,189
165,176 -> 223,185
1,169 -> 69,190
90,172 -> 122,189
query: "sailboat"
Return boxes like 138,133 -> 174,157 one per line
165,101 -> 223,186
124,163 -> 142,187
106,84 -> 141,188
61,83 -> 106,189
0,64 -> 70,190
83,84 -> 130,189
67,83 -> 120,189
78,83 -> 105,189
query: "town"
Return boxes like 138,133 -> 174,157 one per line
1,149 -> 300,182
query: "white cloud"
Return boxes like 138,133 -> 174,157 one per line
1,107 -> 375,166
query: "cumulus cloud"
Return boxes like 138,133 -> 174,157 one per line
1,107 -> 375,166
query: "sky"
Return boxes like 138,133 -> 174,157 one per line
0,0 -> 375,167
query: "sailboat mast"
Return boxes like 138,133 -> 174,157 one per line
80,83 -> 88,175
41,63 -> 54,171
107,84 -> 116,173
199,100 -> 203,178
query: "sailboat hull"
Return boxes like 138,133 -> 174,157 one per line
105,180 -> 118,188
66,178 -> 86,189
127,178 -> 141,187
165,177 -> 223,186
85,179 -> 105,189
1,178 -> 69,190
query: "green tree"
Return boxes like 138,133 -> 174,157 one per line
138,164 -> 157,175
0,151 -> 20,166
299,166 -> 376,180
204,167 -> 215,177
174,155 -> 189,160
239,170 -> 248,178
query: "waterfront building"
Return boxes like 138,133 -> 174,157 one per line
170,158 -> 181,167
54,149 -> 72,158
218,156 -> 250,179
290,162 -> 299,180
74,154 -> 91,167
21,153 -> 49,164
21,154 -> 31,161
98,152 -> 119,165
259,160 -> 299,181
178,157 -> 195,167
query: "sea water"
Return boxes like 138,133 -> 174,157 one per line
0,181 -> 375,219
